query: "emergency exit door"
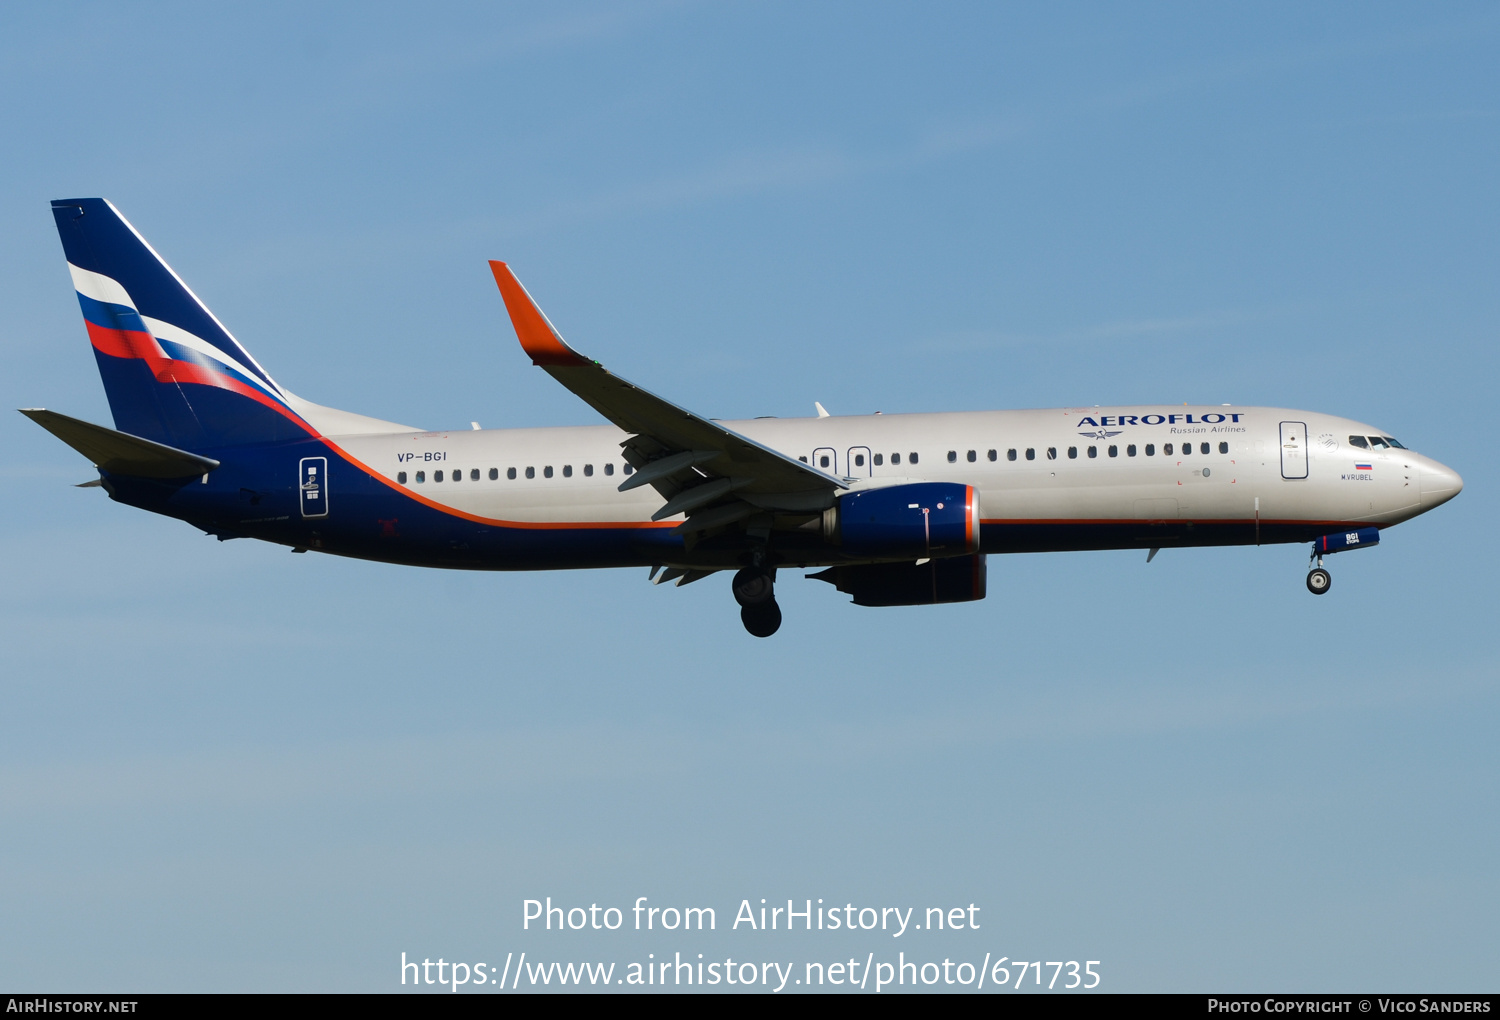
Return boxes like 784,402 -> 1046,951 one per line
299,457 -> 329,517
1279,422 -> 1308,480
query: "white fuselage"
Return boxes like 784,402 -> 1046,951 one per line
332,404 -> 1461,541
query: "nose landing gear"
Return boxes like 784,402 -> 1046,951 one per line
1306,547 -> 1332,595
732,567 -> 781,637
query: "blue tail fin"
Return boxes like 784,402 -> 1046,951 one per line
51,198 -> 315,449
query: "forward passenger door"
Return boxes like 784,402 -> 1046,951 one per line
1279,422 -> 1308,480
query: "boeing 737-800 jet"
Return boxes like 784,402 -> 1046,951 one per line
24,199 -> 1464,636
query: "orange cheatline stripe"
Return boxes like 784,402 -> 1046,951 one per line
323,438 -> 678,532
488,261 -> 590,368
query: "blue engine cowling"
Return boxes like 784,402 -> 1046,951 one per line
810,554 -> 987,607
1314,527 -> 1380,554
833,482 -> 980,558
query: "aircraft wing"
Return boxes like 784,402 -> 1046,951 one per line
489,262 -> 844,527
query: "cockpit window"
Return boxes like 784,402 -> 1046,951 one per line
1348,436 -> 1369,449
1367,436 -> 1390,450
1383,436 -> 1406,449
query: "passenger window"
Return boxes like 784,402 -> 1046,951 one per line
435,470 -> 445,482
1348,436 -> 1369,449
1127,444 -> 1137,457
1108,445 -> 1118,458
855,453 -> 865,467
398,471 -> 407,484
819,454 -> 830,468
987,449 -> 997,462
892,453 -> 901,465
799,456 -> 808,463
471,468 -> 479,481
415,471 -> 426,483
1025,448 -> 1035,461
1088,446 -> 1097,458
1146,444 -> 1155,456
910,452 -> 919,464
525,467 -> 535,479
604,463 -> 614,476
874,453 -> 883,466
623,463 -> 633,475
1182,443 -> 1191,456
1007,449 -> 1016,461
967,450 -> 976,463
544,466 -> 554,478
1218,442 -> 1228,454
1200,442 -> 1209,455
563,465 -> 572,477
947,450 -> 957,463
489,468 -> 498,480
584,464 -> 594,476
507,467 -> 517,480
1368,437 -> 1389,450
1047,447 -> 1057,460
1068,446 -> 1077,459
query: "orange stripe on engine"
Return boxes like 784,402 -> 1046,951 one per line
979,517 -> 1367,527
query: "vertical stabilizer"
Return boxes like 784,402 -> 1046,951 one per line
51,198 -> 315,448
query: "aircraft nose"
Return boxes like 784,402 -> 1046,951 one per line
1420,456 -> 1463,508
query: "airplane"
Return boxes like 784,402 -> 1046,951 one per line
24,198 -> 1464,637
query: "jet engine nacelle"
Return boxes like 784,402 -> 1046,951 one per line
825,482 -> 980,558
810,554 -> 987,607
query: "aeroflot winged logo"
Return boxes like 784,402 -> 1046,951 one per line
1078,429 -> 1123,440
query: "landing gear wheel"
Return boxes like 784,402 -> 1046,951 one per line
1306,568 -> 1331,595
741,600 -> 782,638
732,567 -> 775,607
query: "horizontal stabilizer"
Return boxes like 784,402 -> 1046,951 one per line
20,408 -> 220,478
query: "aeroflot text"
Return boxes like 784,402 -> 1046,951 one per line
522,898 -> 979,936
1075,413 -> 1244,427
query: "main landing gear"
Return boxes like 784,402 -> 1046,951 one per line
732,567 -> 781,637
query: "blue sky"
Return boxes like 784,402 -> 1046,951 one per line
1,1 -> 1496,992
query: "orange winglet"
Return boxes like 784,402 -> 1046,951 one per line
488,260 -> 590,367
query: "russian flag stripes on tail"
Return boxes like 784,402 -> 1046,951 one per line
51,198 -> 316,450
